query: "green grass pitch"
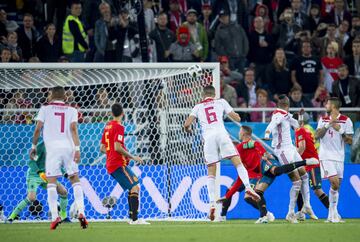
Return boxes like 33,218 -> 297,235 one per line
1,219 -> 360,242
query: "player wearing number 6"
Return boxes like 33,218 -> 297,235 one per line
184,85 -> 260,221
30,86 -> 87,230
315,97 -> 353,223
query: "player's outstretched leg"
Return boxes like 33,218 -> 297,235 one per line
7,198 -> 31,222
69,175 -> 88,229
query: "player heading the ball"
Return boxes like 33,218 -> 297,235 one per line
100,103 -> 150,225
30,86 -> 88,230
184,85 -> 260,221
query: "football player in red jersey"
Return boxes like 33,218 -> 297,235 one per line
100,103 -> 149,225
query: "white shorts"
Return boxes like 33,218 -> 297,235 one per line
274,146 -> 303,165
45,146 -> 78,177
320,160 -> 344,179
203,132 -> 238,165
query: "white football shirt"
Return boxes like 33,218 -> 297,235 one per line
317,114 -> 354,162
190,98 -> 233,139
36,101 -> 78,148
265,108 -> 299,149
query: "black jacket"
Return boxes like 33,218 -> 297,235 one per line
149,27 -> 176,62
16,27 -> 39,61
36,36 -> 61,62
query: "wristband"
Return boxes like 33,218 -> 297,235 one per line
75,146 -> 80,151
324,123 -> 330,129
339,128 -> 345,135
264,132 -> 270,139
31,144 -> 36,149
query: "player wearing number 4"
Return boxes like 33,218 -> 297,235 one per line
184,85 -> 260,221
30,86 -> 87,230
100,103 -> 150,225
7,142 -> 69,223
315,97 -> 353,223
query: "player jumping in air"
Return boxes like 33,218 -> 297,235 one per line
315,97 -> 353,223
218,126 -> 318,223
184,85 -> 260,221
264,95 -> 317,223
294,112 -> 330,220
7,142 -> 69,223
100,103 -> 149,225
30,86 -> 87,230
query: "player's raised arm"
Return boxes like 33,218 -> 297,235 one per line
222,99 -> 241,122
114,142 -> 142,164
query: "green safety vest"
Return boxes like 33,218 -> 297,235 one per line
62,15 -> 87,54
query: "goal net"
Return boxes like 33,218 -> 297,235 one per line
0,63 -> 220,221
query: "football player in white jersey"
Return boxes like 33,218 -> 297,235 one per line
264,95 -> 318,223
184,85 -> 260,221
30,86 -> 88,230
315,97 -> 353,223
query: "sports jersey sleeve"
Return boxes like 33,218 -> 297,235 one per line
254,141 -> 266,157
221,99 -> 233,115
36,106 -> 45,122
101,128 -> 106,145
190,105 -> 199,118
70,108 -> 78,123
316,117 -> 325,130
345,118 -> 354,135
114,125 -> 125,144
265,113 -> 283,133
289,116 -> 299,129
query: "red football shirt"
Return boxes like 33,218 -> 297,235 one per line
236,140 -> 266,179
295,127 -> 320,171
101,120 -> 128,174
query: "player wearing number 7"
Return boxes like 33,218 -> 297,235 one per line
30,86 -> 88,230
315,97 -> 353,223
184,85 -> 260,221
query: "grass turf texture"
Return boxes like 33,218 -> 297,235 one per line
1,219 -> 360,242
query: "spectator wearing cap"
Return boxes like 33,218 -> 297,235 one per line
321,41 -> 343,93
36,23 -> 61,62
215,10 -> 248,71
62,2 -> 88,62
168,0 -> 186,34
149,12 -> 176,62
220,72 -> 238,108
266,48 -> 292,101
237,68 -> 258,107
181,9 -> 208,61
168,26 -> 199,62
332,64 -> 360,108
219,55 -> 243,87
250,89 -> 276,122
213,0 -> 248,27
16,13 -> 39,62
248,16 -> 273,86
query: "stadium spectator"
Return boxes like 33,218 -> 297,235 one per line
323,0 -> 352,26
0,9 -> 19,37
149,12 -> 176,62
181,9 -> 208,61
0,47 -> 11,62
272,8 -> 301,54
313,23 -> 343,58
291,0 -> 310,30
309,4 -> 321,33
94,2 -> 118,62
220,73 -> 238,108
332,64 -> 360,108
44,0 -> 67,34
213,0 -> 248,27
219,55 -> 243,87
92,88 -> 114,122
344,38 -> 360,77
6,32 -> 22,62
237,68 -> 258,107
321,41 -> 343,93
291,40 -> 323,100
250,89 -> 276,122
62,1 -> 88,62
168,26 -> 198,62
266,48 -> 292,101
337,20 -> 351,51
168,0 -> 185,34
253,3 -> 273,33
16,13 -> 39,62
289,86 -> 313,108
248,16 -> 274,86
144,0 -> 156,33
311,85 -> 329,109
36,23 -> 61,62
199,3 -> 214,33
215,9 -> 249,71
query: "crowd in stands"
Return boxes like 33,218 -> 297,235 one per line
0,0 -> 360,122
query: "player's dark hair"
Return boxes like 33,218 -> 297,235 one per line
51,86 -> 65,100
277,94 -> 290,108
241,125 -> 252,135
111,103 -> 123,117
328,97 -> 341,110
203,85 -> 215,97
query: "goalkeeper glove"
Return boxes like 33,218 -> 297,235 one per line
38,172 -> 48,183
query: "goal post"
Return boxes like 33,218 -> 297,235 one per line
0,62 -> 221,221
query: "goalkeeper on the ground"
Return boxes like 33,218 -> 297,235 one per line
7,142 -> 69,222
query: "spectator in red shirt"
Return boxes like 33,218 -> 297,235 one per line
321,41 -> 343,93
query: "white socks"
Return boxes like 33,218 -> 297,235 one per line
329,188 -> 339,215
207,175 -> 215,206
289,180 -> 302,213
47,183 -> 59,221
236,164 -> 251,189
73,182 -> 85,216
300,174 -> 310,208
